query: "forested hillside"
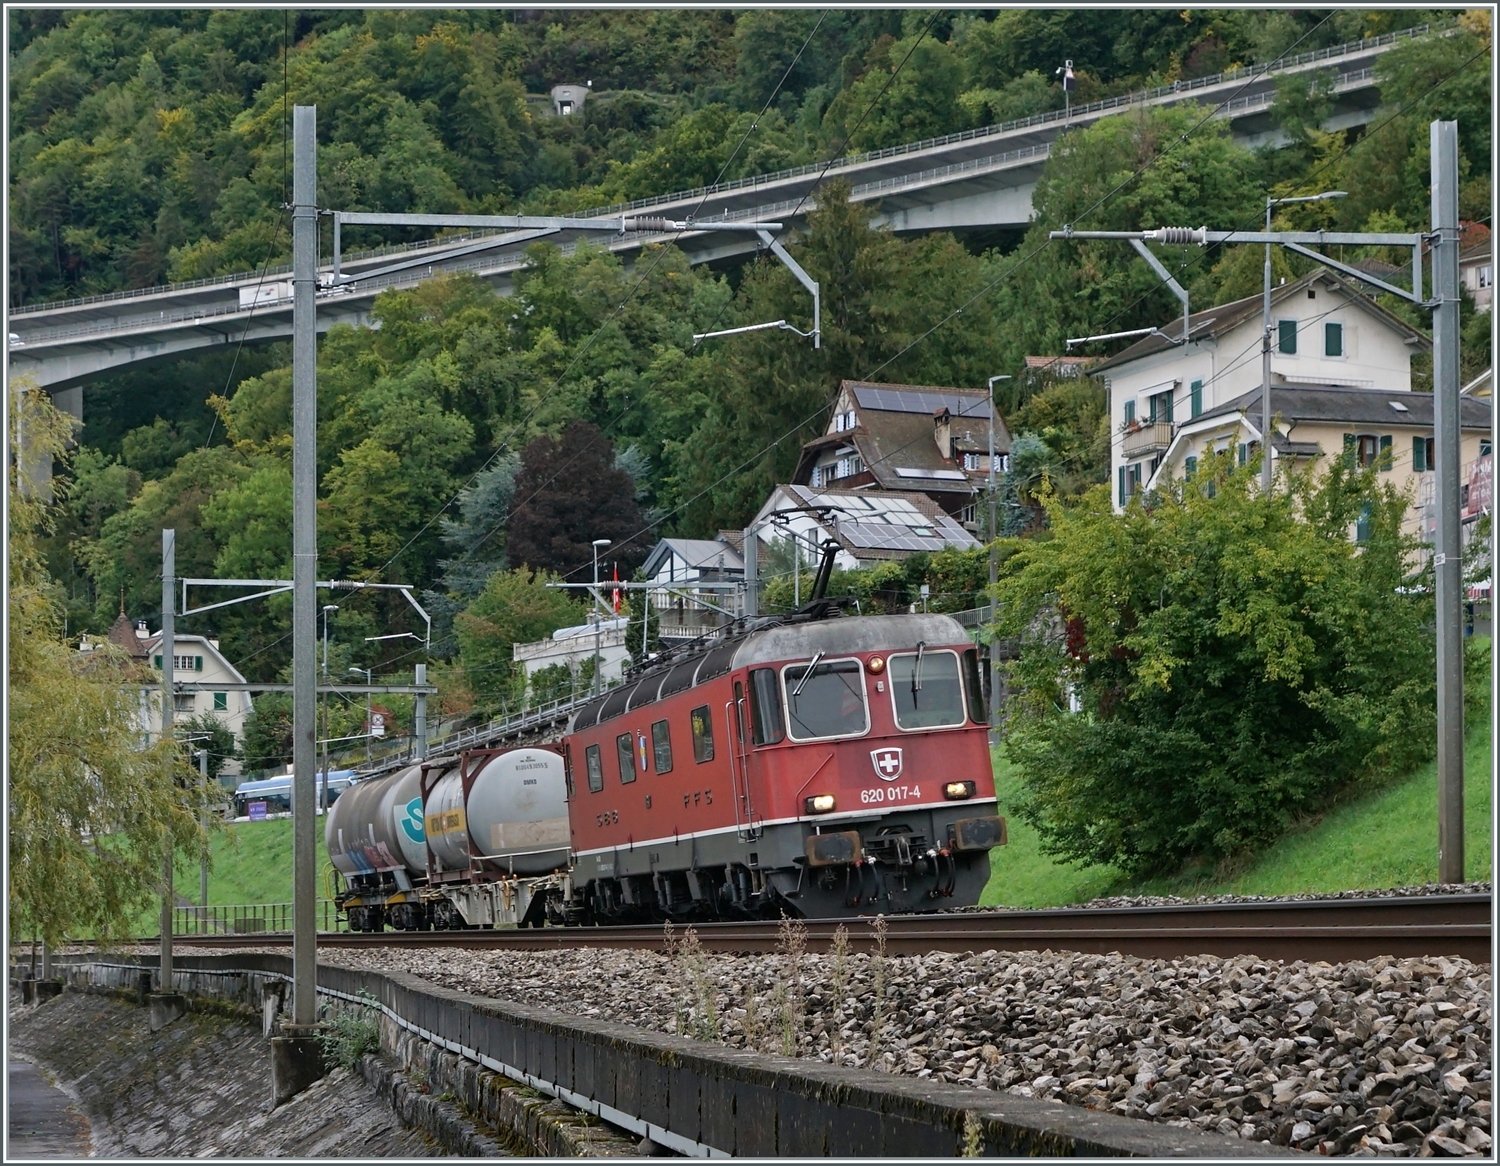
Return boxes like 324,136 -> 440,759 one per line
10,9 -> 1492,727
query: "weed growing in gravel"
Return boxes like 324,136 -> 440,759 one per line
678,927 -> 720,1041
870,915 -> 889,1068
741,973 -> 765,1052
319,989 -> 380,1071
776,913 -> 807,1056
829,924 -> 850,1061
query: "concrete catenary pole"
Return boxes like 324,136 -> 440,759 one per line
1430,120 -> 1463,885
198,747 -> 210,912
159,528 -> 175,988
290,105 -> 319,1026
414,663 -> 428,760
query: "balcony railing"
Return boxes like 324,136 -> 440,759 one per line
1122,421 -> 1175,459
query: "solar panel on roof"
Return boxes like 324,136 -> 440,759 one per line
853,386 -> 991,418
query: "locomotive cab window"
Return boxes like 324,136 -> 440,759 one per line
585,744 -> 604,793
690,705 -> 715,762
615,733 -> 636,784
651,719 -> 673,774
888,648 -> 966,730
961,648 -> 988,724
780,658 -> 868,741
749,668 -> 785,745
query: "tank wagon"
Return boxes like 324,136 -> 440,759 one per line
327,605 -> 1005,930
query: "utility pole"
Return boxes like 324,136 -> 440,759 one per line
198,747 -> 210,913
322,604 -> 338,812
414,663 -> 428,760
591,539 -> 610,697
159,528 -> 175,989
290,104 -> 318,1028
987,375 -> 1011,741
1431,120 -> 1463,884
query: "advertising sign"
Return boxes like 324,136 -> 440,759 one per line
1465,454 -> 1491,519
248,801 -> 268,821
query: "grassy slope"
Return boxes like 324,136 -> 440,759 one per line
165,818 -> 335,908
981,726 -> 1492,908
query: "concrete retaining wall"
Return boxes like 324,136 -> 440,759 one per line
50,953 -> 1288,1157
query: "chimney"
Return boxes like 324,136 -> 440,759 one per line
933,408 -> 953,460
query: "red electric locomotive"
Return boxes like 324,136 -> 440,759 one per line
560,607 -> 1005,922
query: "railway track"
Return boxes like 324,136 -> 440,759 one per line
157,893 -> 1491,964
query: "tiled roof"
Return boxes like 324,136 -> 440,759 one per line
1194,384 -> 1491,430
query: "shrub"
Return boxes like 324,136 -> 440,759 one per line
993,451 -> 1435,876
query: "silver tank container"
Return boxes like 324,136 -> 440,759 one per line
425,748 -> 570,876
326,764 -> 425,877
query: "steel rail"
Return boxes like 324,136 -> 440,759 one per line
151,894 -> 1490,964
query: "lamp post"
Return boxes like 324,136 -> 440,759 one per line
591,539 -> 612,697
320,604 -> 338,814
350,666 -> 373,767
365,632 -> 427,760
1262,191 -> 1346,493
986,375 -> 1012,741
1055,59 -> 1075,120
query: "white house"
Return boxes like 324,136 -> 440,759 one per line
512,616 -> 630,694
81,610 -> 254,776
641,536 -> 745,643
1090,269 -> 1431,508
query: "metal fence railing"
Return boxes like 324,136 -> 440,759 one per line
172,900 -> 345,936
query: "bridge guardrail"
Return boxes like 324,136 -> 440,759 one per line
10,24 -> 1431,320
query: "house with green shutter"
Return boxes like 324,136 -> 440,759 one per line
1090,268 -> 1462,518
80,609 -> 253,777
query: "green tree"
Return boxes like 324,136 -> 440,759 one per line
9,388 -> 211,948
994,450 -> 1435,877
455,566 -> 583,711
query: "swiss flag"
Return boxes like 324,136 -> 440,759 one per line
611,565 -> 622,614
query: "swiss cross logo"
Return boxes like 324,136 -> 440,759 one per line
870,747 -> 903,781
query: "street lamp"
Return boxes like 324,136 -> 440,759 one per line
1055,59 -> 1075,120
591,539 -> 612,697
986,375 -> 1012,742
350,666 -> 373,767
320,604 -> 337,813
1262,190 -> 1347,492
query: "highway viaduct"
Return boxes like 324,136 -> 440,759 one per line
7,26 -> 1430,414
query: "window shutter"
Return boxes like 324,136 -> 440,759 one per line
1413,435 -> 1426,472
1124,400 -> 1135,425
1185,455 -> 1198,479
1118,465 -> 1126,505
1325,322 -> 1343,357
1190,380 -> 1202,418
1163,391 -> 1174,424
214,692 -> 228,711
1343,433 -> 1356,467
1278,320 -> 1298,354
153,655 -> 162,669
1378,435 -> 1392,471
1238,443 -> 1247,466
195,655 -> 203,671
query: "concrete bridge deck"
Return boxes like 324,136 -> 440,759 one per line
7,25 -> 1431,398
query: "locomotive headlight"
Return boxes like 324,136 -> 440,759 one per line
866,656 -> 885,674
805,794 -> 836,814
943,781 -> 976,800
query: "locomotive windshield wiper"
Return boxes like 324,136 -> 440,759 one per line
792,651 -> 825,698
912,641 -> 926,697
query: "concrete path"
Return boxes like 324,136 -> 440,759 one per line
8,1055 -> 91,1159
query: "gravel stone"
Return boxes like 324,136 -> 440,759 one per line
205,938 -> 1492,1158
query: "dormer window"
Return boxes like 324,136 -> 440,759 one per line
832,410 -> 857,433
